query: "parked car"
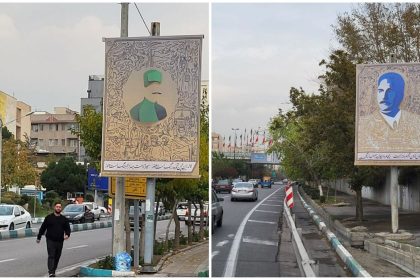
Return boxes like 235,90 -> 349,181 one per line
0,204 -> 32,231
214,179 -> 233,193
248,179 -> 259,188
231,182 -> 258,201
260,180 -> 272,188
185,203 -> 208,225
129,206 -> 143,230
98,206 -> 108,214
82,202 -> 101,220
211,190 -> 224,233
62,204 -> 95,224
232,178 -> 243,187
176,202 -> 189,221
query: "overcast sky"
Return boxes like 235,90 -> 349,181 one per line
0,3 -> 209,113
212,3 -> 355,142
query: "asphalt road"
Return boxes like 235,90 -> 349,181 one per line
212,184 -> 285,277
0,219 -> 189,277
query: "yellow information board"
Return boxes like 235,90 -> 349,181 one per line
109,177 -> 147,199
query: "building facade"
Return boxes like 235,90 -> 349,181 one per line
30,107 -> 79,158
80,75 -> 104,114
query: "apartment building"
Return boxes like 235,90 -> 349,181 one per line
30,107 -> 79,158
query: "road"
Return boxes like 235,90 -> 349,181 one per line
212,183 -> 348,277
212,184 -> 285,277
0,218 -> 189,277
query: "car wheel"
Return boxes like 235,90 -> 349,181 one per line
9,223 -> 14,230
26,222 -> 31,229
216,214 -> 223,228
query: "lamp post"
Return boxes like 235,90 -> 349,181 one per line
232,128 -> 239,160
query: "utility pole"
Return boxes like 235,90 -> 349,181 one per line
0,117 -> 3,204
232,128 -> 239,159
112,2 -> 128,256
142,21 -> 160,274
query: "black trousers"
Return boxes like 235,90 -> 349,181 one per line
46,239 -> 64,274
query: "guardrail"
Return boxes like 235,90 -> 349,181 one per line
283,198 -> 317,277
297,190 -> 371,277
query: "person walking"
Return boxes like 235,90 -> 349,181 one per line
36,202 -> 71,277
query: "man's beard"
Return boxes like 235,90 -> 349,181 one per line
54,209 -> 61,214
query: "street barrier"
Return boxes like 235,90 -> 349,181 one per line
79,266 -> 135,277
283,197 -> 317,277
297,191 -> 371,277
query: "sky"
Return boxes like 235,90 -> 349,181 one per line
212,3 -> 356,142
0,3 -> 209,113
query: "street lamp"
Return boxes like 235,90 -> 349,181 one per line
0,111 -> 35,204
232,128 -> 239,160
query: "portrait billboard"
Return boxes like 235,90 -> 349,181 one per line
101,36 -> 203,177
355,63 -> 420,165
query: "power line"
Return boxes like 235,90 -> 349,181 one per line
134,3 -> 151,35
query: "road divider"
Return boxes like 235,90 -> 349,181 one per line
297,190 -> 371,277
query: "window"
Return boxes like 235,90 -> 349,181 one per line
39,124 -> 43,131
54,139 -> 58,146
48,139 -> 54,146
55,124 -> 59,131
39,139 -> 44,146
49,124 -> 53,131
30,138 -> 38,146
62,124 -> 66,131
31,125 -> 38,132
14,207 -> 20,216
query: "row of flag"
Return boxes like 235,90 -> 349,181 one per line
222,129 -> 273,148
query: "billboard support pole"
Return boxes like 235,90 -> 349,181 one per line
133,199 -> 140,270
141,21 -> 160,274
390,167 -> 399,233
112,2 -> 128,257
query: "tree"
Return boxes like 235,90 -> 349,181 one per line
2,126 -> 13,140
72,105 -> 102,162
40,157 -> 86,197
1,139 -> 38,190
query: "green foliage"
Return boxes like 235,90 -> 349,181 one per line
40,157 -> 86,197
85,194 -> 94,202
19,194 -> 30,206
2,139 -> 38,189
1,191 -> 20,204
72,105 -> 102,161
2,126 -> 13,140
95,256 -> 114,270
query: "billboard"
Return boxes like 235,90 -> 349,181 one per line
250,153 -> 280,164
355,63 -> 420,165
101,36 -> 203,178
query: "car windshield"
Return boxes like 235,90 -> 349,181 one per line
235,183 -> 252,189
64,205 -> 83,212
218,180 -> 229,184
0,206 -> 13,216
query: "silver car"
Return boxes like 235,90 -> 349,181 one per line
231,182 -> 258,201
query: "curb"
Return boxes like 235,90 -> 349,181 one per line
156,239 -> 209,272
79,266 -> 136,277
297,190 -> 371,277
0,221 -> 113,240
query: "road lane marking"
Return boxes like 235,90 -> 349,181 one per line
212,251 -> 220,259
228,234 -> 234,238
242,237 -> 277,246
223,188 -> 282,277
216,240 -> 229,247
261,204 -> 282,207
66,245 -> 88,250
255,210 -> 278,214
248,219 -> 276,225
0,258 -> 16,263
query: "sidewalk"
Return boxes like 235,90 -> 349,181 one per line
299,186 -> 416,277
140,241 -> 209,277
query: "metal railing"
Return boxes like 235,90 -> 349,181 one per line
283,198 -> 318,277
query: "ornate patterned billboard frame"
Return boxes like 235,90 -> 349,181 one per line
101,36 -> 203,177
355,63 -> 420,165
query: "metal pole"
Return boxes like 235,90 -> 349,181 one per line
112,2 -> 128,257
133,199 -> 140,270
141,21 -> 160,274
390,167 -> 399,233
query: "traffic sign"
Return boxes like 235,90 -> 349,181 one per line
109,177 -> 147,199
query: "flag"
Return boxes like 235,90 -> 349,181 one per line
255,133 -> 259,143
228,135 -> 231,148
240,135 -> 242,147
262,132 -> 266,144
223,136 -> 225,147
269,139 -> 273,146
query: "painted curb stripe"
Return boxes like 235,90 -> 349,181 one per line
298,190 -> 371,277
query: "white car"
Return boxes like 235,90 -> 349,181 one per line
82,202 -> 102,220
0,204 -> 32,231
176,202 -> 189,221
